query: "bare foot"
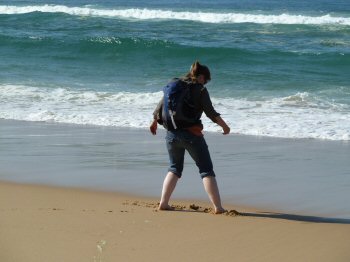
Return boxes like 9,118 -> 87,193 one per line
214,207 -> 227,214
158,204 -> 175,211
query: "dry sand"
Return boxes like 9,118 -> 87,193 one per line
1,181 -> 350,262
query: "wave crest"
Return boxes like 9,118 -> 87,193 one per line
1,5 -> 350,25
1,84 -> 349,140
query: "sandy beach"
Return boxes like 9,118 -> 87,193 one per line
1,119 -> 350,218
1,119 -> 350,261
1,181 -> 350,262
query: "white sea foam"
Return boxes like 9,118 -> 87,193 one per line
1,84 -> 349,141
0,5 -> 350,25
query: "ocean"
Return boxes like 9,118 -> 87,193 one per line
1,0 -> 350,140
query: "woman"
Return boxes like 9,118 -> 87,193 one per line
150,61 -> 230,214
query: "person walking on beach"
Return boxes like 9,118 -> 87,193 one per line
150,61 -> 230,214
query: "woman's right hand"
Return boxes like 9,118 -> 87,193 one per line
150,119 -> 158,135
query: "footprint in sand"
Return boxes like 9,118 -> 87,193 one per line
123,200 -> 241,216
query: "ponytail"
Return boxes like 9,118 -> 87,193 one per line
185,61 -> 211,82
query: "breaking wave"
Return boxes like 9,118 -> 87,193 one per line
1,84 -> 349,140
1,5 -> 350,25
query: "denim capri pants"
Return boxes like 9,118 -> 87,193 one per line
165,129 -> 216,179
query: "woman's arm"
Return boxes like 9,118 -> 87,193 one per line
215,116 -> 230,135
201,88 -> 230,135
150,98 -> 163,135
150,118 -> 158,135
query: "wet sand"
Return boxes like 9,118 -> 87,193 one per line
1,119 -> 350,218
1,181 -> 350,262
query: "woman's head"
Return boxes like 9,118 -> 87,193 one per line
186,61 -> 211,84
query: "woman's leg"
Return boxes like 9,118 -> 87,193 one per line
202,176 -> 226,214
185,134 -> 226,214
159,131 -> 184,210
159,172 -> 179,210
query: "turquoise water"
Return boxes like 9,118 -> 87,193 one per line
1,0 -> 350,139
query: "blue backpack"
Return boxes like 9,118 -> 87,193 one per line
161,78 -> 196,130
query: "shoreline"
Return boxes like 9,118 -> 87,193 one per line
1,119 -> 350,219
1,181 -> 350,262
2,179 -> 349,224
2,118 -> 350,143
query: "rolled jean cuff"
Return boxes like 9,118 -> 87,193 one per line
200,170 -> 216,179
168,168 -> 182,178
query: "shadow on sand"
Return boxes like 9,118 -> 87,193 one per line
172,209 -> 350,224
130,201 -> 350,224
240,211 -> 350,224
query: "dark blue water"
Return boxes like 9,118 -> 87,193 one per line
0,0 -> 349,139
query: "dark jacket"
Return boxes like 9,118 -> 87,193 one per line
153,79 -> 220,129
